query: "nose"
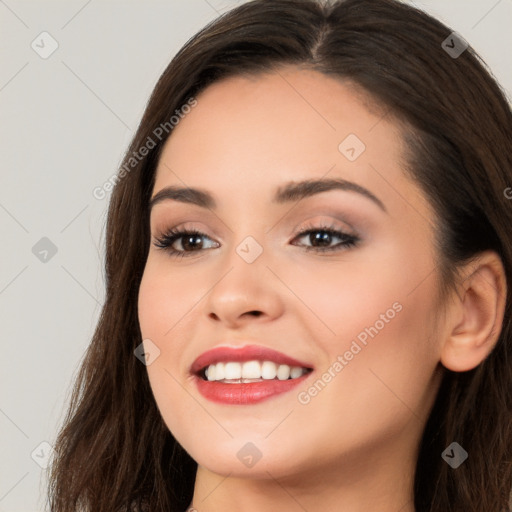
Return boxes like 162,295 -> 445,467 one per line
204,249 -> 285,329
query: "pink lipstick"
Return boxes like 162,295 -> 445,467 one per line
191,344 -> 313,405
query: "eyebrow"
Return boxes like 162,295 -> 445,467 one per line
149,178 -> 387,213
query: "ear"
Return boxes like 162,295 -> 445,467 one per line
440,251 -> 507,372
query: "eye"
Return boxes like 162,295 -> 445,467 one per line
291,223 -> 359,253
153,227 -> 218,258
152,222 -> 360,259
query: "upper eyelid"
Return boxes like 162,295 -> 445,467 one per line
150,203 -> 364,235
153,221 -> 351,235
153,212 -> 357,232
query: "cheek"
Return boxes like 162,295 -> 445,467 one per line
289,295 -> 440,468
306,238 -> 439,361
137,265 -> 187,397
297,271 -> 441,445
276,250 -> 419,351
290,244 -> 441,419
138,260 -> 199,342
137,265 -> 199,439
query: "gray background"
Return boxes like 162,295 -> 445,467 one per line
1,0 -> 511,510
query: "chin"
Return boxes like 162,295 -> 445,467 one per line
182,435 -> 306,479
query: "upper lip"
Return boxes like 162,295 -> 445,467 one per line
190,344 -> 314,375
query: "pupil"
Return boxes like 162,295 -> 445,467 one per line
312,231 -> 331,247
183,235 -> 202,251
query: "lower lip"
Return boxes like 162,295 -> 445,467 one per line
194,373 -> 311,404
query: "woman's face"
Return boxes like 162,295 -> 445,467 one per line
138,67 -> 446,480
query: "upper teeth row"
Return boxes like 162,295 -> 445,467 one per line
205,360 -> 307,381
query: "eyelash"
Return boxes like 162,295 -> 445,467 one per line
152,222 -> 360,259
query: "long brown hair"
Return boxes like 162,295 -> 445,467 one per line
47,0 -> 512,510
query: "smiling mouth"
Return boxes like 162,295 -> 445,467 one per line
199,360 -> 313,383
191,344 -> 315,404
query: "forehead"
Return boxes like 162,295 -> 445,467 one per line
158,67 -> 397,166
152,67 -> 431,224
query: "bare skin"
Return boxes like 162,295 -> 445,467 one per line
137,66 -> 506,512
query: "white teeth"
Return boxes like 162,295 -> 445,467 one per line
261,361 -> 277,379
290,366 -> 303,379
277,364 -> 290,380
215,362 -> 225,380
242,360 -> 261,379
203,361 -> 308,382
224,362 -> 242,380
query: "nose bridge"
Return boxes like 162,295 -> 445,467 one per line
222,205 -> 270,267
215,232 -> 268,299
203,227 -> 284,324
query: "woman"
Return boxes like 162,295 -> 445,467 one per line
47,0 -> 512,510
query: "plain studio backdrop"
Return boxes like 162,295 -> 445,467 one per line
0,0 -> 511,510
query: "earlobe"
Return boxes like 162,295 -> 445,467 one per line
440,251 -> 507,372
